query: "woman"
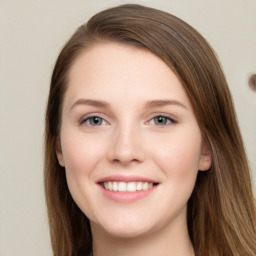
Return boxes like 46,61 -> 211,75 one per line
44,4 -> 256,256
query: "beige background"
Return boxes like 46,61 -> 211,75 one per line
0,0 -> 255,255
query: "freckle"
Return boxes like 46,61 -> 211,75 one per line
248,74 -> 256,92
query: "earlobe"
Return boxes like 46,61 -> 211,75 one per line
198,143 -> 212,171
56,137 -> 65,167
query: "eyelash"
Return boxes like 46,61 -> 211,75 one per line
79,114 -> 177,127
79,115 -> 108,127
147,114 -> 177,126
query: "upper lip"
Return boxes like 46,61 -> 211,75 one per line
96,175 -> 159,184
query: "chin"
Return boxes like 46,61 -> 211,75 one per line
104,226 -> 151,239
92,215 -> 156,239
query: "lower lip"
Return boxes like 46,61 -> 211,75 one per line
98,185 -> 157,203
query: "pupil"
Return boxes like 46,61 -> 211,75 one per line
91,117 -> 101,125
94,117 -> 99,123
158,117 -> 164,123
155,116 -> 166,125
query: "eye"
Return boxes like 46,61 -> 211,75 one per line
149,115 -> 176,126
80,116 -> 107,126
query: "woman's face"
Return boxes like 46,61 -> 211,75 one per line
57,42 -> 211,238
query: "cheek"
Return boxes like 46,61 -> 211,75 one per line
61,129 -> 105,174
152,127 -> 202,180
59,129 -> 109,219
60,129 -> 106,198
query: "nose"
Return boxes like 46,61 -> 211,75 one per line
107,125 -> 145,165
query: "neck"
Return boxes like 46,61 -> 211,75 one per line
90,214 -> 195,256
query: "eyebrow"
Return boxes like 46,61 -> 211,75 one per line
70,98 -> 188,111
70,99 -> 110,110
144,99 -> 189,110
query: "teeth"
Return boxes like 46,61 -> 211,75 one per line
136,182 -> 142,191
142,182 -> 148,190
107,181 -> 112,190
101,181 -> 155,192
113,182 -> 118,191
127,182 -> 136,192
118,182 -> 126,192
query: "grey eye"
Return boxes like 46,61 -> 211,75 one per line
149,116 -> 173,126
85,116 -> 105,126
154,116 -> 168,125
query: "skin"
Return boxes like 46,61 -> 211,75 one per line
57,42 -> 211,256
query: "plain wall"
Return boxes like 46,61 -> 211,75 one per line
0,0 -> 255,255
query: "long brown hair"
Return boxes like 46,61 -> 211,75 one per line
44,4 -> 256,256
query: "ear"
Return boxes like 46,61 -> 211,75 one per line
198,142 -> 212,171
55,137 -> 65,167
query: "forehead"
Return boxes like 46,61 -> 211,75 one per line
65,42 -> 190,108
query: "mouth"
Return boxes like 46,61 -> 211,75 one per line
99,181 -> 159,193
96,175 -> 159,203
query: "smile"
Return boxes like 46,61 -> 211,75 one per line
100,181 -> 158,192
97,175 -> 159,203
